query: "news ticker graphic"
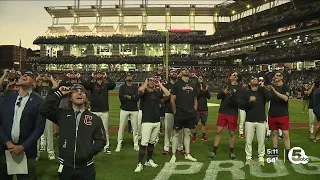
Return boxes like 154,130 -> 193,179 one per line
266,148 -> 278,163
267,147 -> 310,164
287,147 -> 309,164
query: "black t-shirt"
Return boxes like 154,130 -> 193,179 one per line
164,82 -> 174,113
303,88 -> 309,100
239,87 -> 269,122
35,85 -> 53,99
140,89 -> 163,123
171,79 -> 198,113
268,84 -> 290,116
217,83 -> 243,116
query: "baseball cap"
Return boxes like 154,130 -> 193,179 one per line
70,84 -> 88,95
22,71 -> 35,78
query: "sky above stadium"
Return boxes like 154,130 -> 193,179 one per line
0,0 -> 224,49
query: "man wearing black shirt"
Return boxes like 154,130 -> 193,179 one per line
170,68 -> 198,163
239,77 -> 271,166
302,84 -> 309,113
116,75 -> 140,152
86,71 -> 116,154
134,77 -> 170,172
162,71 -> 184,155
209,72 -> 243,160
192,75 -> 211,142
35,73 -> 59,161
266,72 -> 291,157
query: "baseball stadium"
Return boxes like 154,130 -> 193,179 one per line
1,0 -> 320,180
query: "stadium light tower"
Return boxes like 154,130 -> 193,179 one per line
157,29 -> 192,80
157,29 -> 170,80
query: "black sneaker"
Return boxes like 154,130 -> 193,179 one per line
229,152 -> 237,160
104,148 -> 112,155
208,152 -> 216,160
279,135 -> 284,140
265,135 -> 271,141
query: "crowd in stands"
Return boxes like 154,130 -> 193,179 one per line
33,0 -> 320,46
245,41 -> 320,64
31,39 -> 320,66
31,54 -> 212,65
216,0 -> 320,38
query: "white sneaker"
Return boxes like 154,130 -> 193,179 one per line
145,159 -> 158,168
245,159 -> 252,166
134,146 -> 140,152
48,153 -> 56,160
40,144 -> 45,151
170,156 -> 176,163
134,163 -> 143,172
115,145 -> 121,152
185,154 -> 197,162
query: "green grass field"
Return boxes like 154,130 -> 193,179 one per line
36,92 -> 320,180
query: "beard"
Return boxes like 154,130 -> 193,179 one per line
170,76 -> 177,80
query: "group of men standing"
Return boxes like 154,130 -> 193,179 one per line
0,68 -> 320,179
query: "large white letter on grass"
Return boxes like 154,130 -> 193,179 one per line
153,162 -> 203,180
250,160 -> 289,177
204,160 -> 245,180
291,156 -> 320,174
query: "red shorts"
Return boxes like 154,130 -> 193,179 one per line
217,113 -> 238,131
268,116 -> 290,130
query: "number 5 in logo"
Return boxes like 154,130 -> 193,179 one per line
288,147 -> 309,164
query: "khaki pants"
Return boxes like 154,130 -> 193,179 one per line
309,109 -> 315,134
92,112 -> 109,149
239,110 -> 246,134
245,121 -> 266,162
141,122 -> 161,146
164,113 -> 183,152
117,110 -> 139,147
40,120 -> 55,154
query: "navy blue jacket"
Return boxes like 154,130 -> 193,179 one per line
0,91 -> 46,159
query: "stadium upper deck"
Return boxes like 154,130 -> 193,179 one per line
44,0 -> 268,18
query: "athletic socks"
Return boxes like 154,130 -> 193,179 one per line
212,146 -> 218,153
230,148 -> 234,153
147,143 -> 155,161
138,145 -> 147,163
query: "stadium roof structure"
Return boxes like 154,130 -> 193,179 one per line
44,0 -> 268,18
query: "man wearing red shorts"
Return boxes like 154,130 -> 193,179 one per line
266,72 -> 291,159
209,72 -> 243,160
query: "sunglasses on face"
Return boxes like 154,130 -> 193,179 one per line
148,78 -> 155,82
275,74 -> 282,77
